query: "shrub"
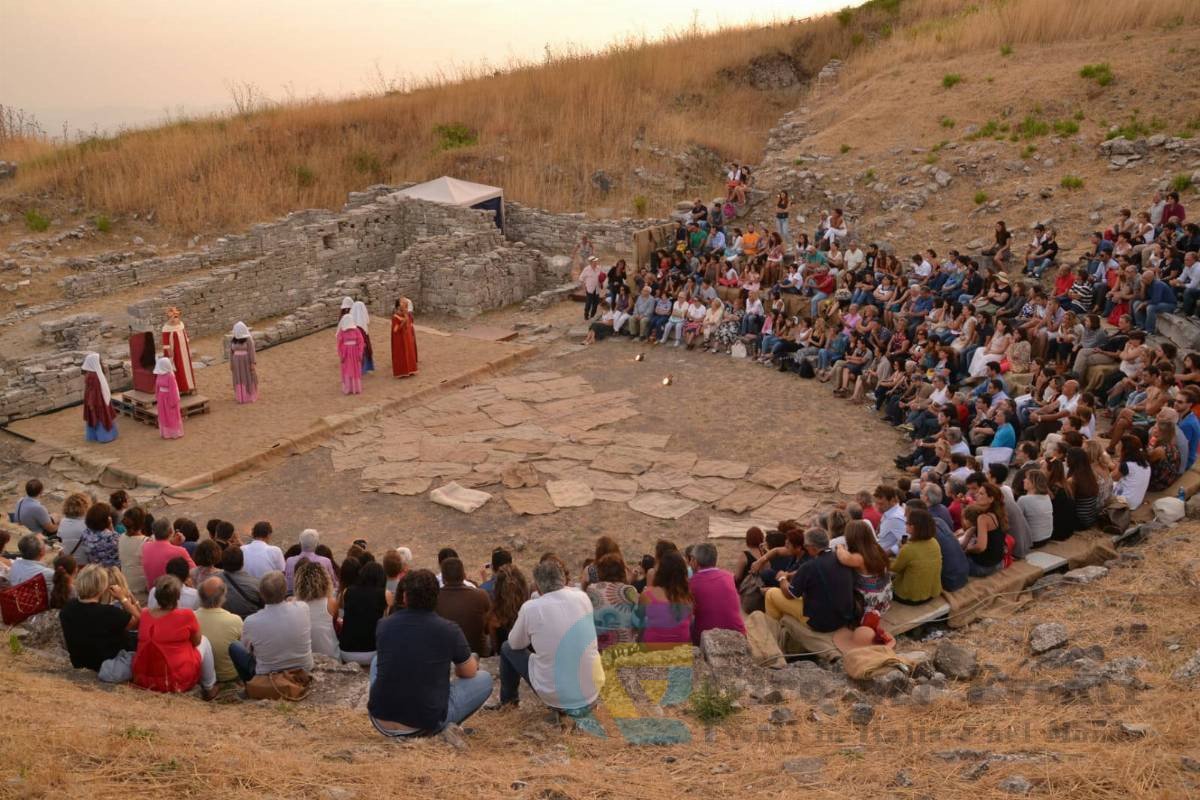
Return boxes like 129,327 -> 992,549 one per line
1170,173 -> 1194,192
1053,119 -> 1080,136
349,150 -> 382,175
840,143 -> 851,154
863,168 -> 876,183
293,165 -> 316,188
24,210 -> 50,232
932,139 -> 949,152
836,8 -> 854,27
1017,115 -> 1050,139
939,116 -> 955,129
94,214 -> 112,233
973,191 -> 989,205
966,119 -> 1000,141
850,32 -> 865,47
632,195 -> 648,216
1074,110 -> 1086,121
924,153 -> 938,165
942,73 -> 962,89
1000,44 -> 1013,57
1080,62 -> 1114,86
433,122 -> 477,150
1060,175 -> 1084,190
1020,145 -> 1037,159
689,681 -> 738,724
1106,114 -> 1152,141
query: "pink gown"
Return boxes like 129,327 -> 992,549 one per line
156,372 -> 184,439
337,327 -> 365,395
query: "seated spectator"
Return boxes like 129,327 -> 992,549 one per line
1112,434 -> 1152,512
293,560 -> 340,659
872,484 -> 907,555
382,548 -> 411,599
195,577 -> 244,685
435,547 -> 477,588
11,479 -> 58,536
435,557 -> 492,656
284,529 -> 338,593
9,534 -> 55,588
241,521 -> 286,578
57,493 -> 90,563
769,528 -> 857,636
584,553 -> 639,651
337,561 -> 388,665
217,545 -> 262,618
891,509 -> 943,603
500,559 -> 603,712
638,549 -> 694,647
118,510 -> 149,603
230,571 -> 313,682
479,547 -> 510,597
368,569 -> 492,737
132,574 -> 218,699
176,517 -> 202,556
80,501 -> 120,568
142,518 -> 194,588
833,521 -> 893,645
190,538 -> 223,586
50,553 -> 77,609
687,542 -> 747,643
957,485 -> 1007,577
487,564 -> 530,656
60,564 -> 140,682
149,557 -> 200,610
1018,469 -> 1054,546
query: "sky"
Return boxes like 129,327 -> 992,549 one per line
1,0 -> 855,137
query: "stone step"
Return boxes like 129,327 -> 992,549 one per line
1152,313 -> 1200,354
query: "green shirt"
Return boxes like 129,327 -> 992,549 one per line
890,538 -> 942,603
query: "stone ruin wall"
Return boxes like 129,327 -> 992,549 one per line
504,202 -> 668,260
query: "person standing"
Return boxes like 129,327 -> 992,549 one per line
228,322 -> 258,404
351,301 -> 375,374
775,191 -> 791,242
390,297 -> 418,378
580,257 -> 603,321
161,307 -> 196,395
153,357 -> 184,439
336,315 -> 365,395
81,353 -> 118,443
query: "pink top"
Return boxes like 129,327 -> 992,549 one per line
141,539 -> 195,588
641,591 -> 693,644
688,568 -> 747,644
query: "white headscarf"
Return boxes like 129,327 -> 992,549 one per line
232,321 -> 251,339
337,314 -> 358,333
401,298 -> 414,313
81,353 -> 111,404
340,297 -> 354,310
153,357 -> 175,375
350,301 -> 370,329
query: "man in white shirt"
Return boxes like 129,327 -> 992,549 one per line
872,485 -> 907,556
499,560 -> 603,712
241,521 -> 285,579
229,571 -> 314,682
844,241 -> 865,273
579,257 -> 603,321
9,534 -> 55,588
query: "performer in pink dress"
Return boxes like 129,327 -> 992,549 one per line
228,321 -> 259,404
154,357 -> 184,439
336,315 -> 365,395
161,307 -> 196,395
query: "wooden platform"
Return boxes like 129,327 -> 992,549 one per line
113,390 -> 211,425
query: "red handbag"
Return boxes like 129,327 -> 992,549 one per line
0,574 -> 49,626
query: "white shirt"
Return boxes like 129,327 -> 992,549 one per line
745,298 -> 764,316
1180,262 -> 1200,289
241,539 -> 286,579
507,587 -> 604,710
1115,461 -> 1152,511
914,260 -> 932,278
1057,393 -> 1080,415
876,504 -> 907,556
9,558 -> 54,588
950,440 -> 971,457
844,248 -> 865,271
149,584 -> 200,610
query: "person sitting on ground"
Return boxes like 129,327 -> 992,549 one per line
216,545 -> 262,618
176,518 -> 201,556
958,483 -> 1008,577
149,556 -> 200,610
872,484 -> 907,556
585,553 -> 639,652
759,527 -> 810,622
382,548 -> 407,601
1112,434 -> 1152,512
195,577 -> 244,687
638,549 -> 694,648
9,533 -> 55,589
190,538 -> 223,587
79,501 -> 120,568
581,536 -> 624,589
771,528 -> 859,639
241,521 -> 286,578
57,493 -> 90,563
142,518 -> 194,588
284,529 -> 338,593
487,564 -> 530,656
60,564 -> 140,682
479,547 -> 510,597
293,560 -> 339,659
230,571 -> 313,683
132,574 -> 219,700
499,559 -> 603,712
50,553 -> 77,609
368,569 -> 492,738
687,542 -> 747,643
1017,468 -> 1054,547
1147,417 -> 1182,493
834,521 -> 894,645
118,507 -> 149,603
435,557 -> 492,656
12,479 -> 59,536
890,508 -> 943,604
337,560 -> 388,666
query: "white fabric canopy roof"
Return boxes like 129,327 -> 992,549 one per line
390,176 -> 503,207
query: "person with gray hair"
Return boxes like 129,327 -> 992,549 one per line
196,576 -> 244,684
687,541 -> 746,644
499,558 -> 602,711
8,533 -> 54,588
919,481 -> 955,532
284,528 -> 337,594
768,527 -> 857,649
229,570 -> 313,683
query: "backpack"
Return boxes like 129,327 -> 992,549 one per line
797,358 -> 816,379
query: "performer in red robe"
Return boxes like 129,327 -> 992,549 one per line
391,297 -> 418,378
81,353 -> 118,442
161,306 -> 196,395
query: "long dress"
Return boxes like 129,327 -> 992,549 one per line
359,328 -> 375,374
162,321 -> 196,394
229,339 -> 258,403
156,372 -> 184,439
391,311 -> 418,377
337,327 -> 365,395
83,372 -> 118,442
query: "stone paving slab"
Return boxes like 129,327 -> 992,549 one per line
627,492 -> 698,520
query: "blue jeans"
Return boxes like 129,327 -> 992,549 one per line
810,291 -> 829,319
776,216 -> 790,242
499,640 -> 533,705
229,641 -> 255,682
368,655 -> 493,734
1137,301 -> 1175,333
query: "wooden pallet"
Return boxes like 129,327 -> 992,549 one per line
113,390 -> 210,425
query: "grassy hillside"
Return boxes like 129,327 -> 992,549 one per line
1,0 -> 1197,239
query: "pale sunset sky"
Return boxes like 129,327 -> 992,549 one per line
2,0 -> 857,136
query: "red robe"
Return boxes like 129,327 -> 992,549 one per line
391,311 -> 418,377
162,323 -> 196,394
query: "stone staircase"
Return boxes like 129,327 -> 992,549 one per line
1153,313 -> 1200,354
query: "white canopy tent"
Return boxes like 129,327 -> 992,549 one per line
390,176 -> 504,229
